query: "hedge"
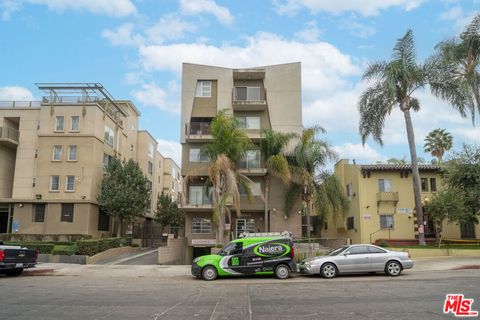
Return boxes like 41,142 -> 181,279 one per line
52,245 -> 78,256
76,238 -> 128,256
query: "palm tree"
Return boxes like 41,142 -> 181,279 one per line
285,126 -> 349,240
424,128 -> 454,163
387,157 -> 407,165
259,129 -> 296,232
432,13 -> 480,122
358,30 -> 469,246
201,110 -> 253,244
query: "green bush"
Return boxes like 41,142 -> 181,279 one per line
76,237 -> 128,256
52,245 -> 78,256
378,240 -> 390,248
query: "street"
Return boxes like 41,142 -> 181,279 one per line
1,259 -> 479,320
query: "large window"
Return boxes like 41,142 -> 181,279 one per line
236,218 -> 255,238
347,216 -> 354,230
195,80 -> 212,97
50,175 -> 60,191
189,186 -> 209,205
238,150 -> 261,169
380,215 -> 394,229
104,125 -> 115,147
98,209 -> 110,231
237,116 -> 261,129
235,87 -> 261,101
66,176 -> 75,192
192,218 -> 211,234
52,145 -> 62,161
61,204 -> 74,223
33,204 -> 45,223
68,145 -> 77,161
55,116 -> 64,132
378,179 -> 392,192
70,116 -> 80,132
189,148 -> 210,162
421,177 -> 429,192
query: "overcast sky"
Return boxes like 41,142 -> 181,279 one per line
1,0 -> 479,166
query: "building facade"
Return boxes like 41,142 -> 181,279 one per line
180,63 -> 303,259
0,83 -> 181,238
322,159 -> 478,244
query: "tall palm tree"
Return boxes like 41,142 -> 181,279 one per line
259,129 -> 296,232
432,13 -> 480,122
285,126 -> 349,240
387,157 -> 407,165
358,30 -> 469,245
201,110 -> 253,244
424,128 -> 454,163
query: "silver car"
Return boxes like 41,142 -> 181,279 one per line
299,244 -> 414,278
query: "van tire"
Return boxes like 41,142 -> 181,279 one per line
275,264 -> 290,279
202,266 -> 218,281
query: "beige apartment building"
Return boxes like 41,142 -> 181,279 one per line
321,159 -> 479,244
0,83 -> 181,238
180,63 -> 303,259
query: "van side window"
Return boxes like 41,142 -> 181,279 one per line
232,242 -> 243,255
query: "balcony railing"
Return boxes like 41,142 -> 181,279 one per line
185,122 -> 212,137
376,192 -> 399,205
0,127 -> 19,142
232,87 -> 267,106
0,101 -> 41,108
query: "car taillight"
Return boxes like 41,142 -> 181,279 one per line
291,246 -> 295,258
0,250 -> 4,262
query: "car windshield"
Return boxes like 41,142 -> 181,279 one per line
329,246 -> 349,256
219,242 -> 240,256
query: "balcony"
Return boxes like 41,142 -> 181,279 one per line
237,156 -> 266,176
185,122 -> 212,141
232,87 -> 267,111
0,127 -> 19,148
376,192 -> 399,206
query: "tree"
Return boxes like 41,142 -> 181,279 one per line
423,128 -> 453,163
387,157 -> 407,164
97,158 -> 151,237
201,110 -> 253,244
285,126 -> 349,240
156,192 -> 184,235
358,30 -> 469,245
432,13 -> 480,123
259,129 -> 295,232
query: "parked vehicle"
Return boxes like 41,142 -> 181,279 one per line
299,244 -> 413,278
0,241 -> 38,277
191,232 -> 296,280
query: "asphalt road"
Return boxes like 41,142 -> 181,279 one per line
1,267 -> 479,320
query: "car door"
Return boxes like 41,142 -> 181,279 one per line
339,245 -> 371,273
220,242 -> 246,275
367,245 -> 390,271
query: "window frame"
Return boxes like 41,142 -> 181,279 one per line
68,145 -> 77,161
421,177 -> 429,192
60,203 -> 74,223
195,80 -> 212,98
378,178 -> 392,192
189,148 -> 210,163
70,116 -> 80,132
33,204 -> 46,223
192,217 -> 212,234
346,216 -> 355,230
430,178 -> 437,192
50,175 -> 60,192
52,145 -> 62,161
55,116 -> 64,132
148,161 -> 153,175
65,175 -> 75,192
380,214 -> 394,229
104,125 -> 115,147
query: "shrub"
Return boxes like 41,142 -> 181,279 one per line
378,240 -> 390,248
52,245 -> 78,256
76,237 -> 128,256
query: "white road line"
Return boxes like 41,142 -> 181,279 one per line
153,302 -> 182,319
209,301 -> 220,320
105,249 -> 158,265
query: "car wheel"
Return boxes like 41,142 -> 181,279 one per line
202,266 -> 218,281
320,263 -> 338,279
4,268 -> 23,277
385,261 -> 402,277
275,264 -> 290,279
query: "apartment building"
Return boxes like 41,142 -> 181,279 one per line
180,63 -> 303,259
321,159 -> 478,244
0,83 -> 181,238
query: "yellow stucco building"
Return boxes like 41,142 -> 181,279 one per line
322,159 -> 478,245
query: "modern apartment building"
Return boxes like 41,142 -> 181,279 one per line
180,63 -> 303,259
0,83 -> 181,238
322,159 -> 478,244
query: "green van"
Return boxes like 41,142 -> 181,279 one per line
191,232 -> 296,280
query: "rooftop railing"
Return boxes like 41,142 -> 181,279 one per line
0,101 -> 41,108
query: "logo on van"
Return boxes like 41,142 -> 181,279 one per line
254,243 -> 290,257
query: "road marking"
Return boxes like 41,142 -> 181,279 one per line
247,287 -> 252,320
153,302 -> 182,319
105,249 -> 158,265
209,301 -> 220,320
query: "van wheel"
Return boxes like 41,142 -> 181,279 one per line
320,263 -> 338,279
385,261 -> 402,277
202,266 -> 218,281
4,268 -> 23,277
275,264 -> 290,279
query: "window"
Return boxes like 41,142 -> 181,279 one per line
421,177 -> 429,192
368,246 -> 387,254
147,181 -> 153,192
68,145 -> 77,161
55,116 -> 64,131
66,176 -> 75,191
104,125 -> 115,147
237,117 -> 261,129
380,215 -> 394,229
103,153 -> 113,168
98,209 -> 110,231
347,246 -> 369,255
52,145 -> 62,161
236,219 -> 256,238
148,143 -> 154,157
239,150 -> 261,169
192,218 -> 211,234
70,116 -> 79,132
222,242 -> 243,255
378,179 -> 392,192
324,222 -> 328,230
189,186 -> 205,205
346,183 -> 353,198
189,148 -> 209,162
240,182 -> 262,196
195,80 -> 212,97
430,178 -> 437,192
33,204 -> 45,223
32,177 -> 36,187
148,161 -> 153,175
235,87 -> 261,101
61,204 -> 74,223
158,176 -> 161,184
347,217 -> 354,230
50,175 -> 60,191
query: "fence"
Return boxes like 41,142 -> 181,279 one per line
132,222 -> 184,248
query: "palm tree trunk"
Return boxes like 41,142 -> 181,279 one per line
264,175 -> 270,232
403,109 -> 426,246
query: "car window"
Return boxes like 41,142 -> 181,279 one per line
346,246 -> 369,255
368,246 -> 387,254
329,246 -> 349,256
221,242 -> 243,255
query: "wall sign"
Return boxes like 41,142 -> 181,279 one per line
191,239 -> 216,245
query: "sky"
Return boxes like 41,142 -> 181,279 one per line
0,0 -> 479,167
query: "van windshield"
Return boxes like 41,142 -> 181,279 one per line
219,242 -> 243,256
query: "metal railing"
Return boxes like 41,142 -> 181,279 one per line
0,127 -> 19,142
232,87 -> 267,105
376,191 -> 399,203
185,122 -> 212,136
0,101 -> 41,108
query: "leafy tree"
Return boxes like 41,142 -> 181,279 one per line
358,30 -> 469,245
156,192 -> 184,234
259,129 -> 296,231
424,128 -> 453,163
201,110 -> 253,244
97,158 -> 151,237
